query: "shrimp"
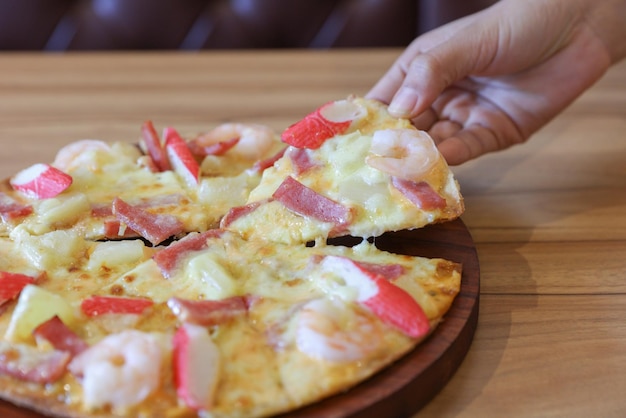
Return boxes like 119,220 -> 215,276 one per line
68,330 -> 163,409
294,298 -> 387,363
365,128 -> 441,182
52,139 -> 112,172
191,123 -> 280,161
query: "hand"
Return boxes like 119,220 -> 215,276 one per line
367,0 -> 624,165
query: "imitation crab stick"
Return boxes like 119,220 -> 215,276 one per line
164,127 -> 200,187
10,163 -> 73,199
140,120 -> 171,171
173,323 -> 220,410
0,272 -> 37,306
281,99 -> 367,149
320,255 -> 430,338
80,295 -> 154,317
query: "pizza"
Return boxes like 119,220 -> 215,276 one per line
0,121 -> 285,243
0,96 -> 464,418
222,97 -> 464,244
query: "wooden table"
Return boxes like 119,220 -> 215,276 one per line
0,50 -> 625,417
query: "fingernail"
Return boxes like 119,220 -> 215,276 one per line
388,88 -> 417,117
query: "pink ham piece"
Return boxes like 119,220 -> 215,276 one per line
80,295 -> 154,317
10,163 -> 73,199
249,146 -> 287,174
103,219 -> 140,239
0,341 -> 70,383
0,193 -> 33,222
140,120 -> 171,172
188,136 -> 240,158
281,99 -> 366,149
309,255 -> 406,281
33,316 -> 88,357
287,147 -> 319,175
319,255 -> 430,338
167,296 -> 247,326
272,176 -> 352,230
391,177 -> 447,210
0,271 -> 37,307
353,260 -> 406,281
153,229 -> 224,279
164,127 -> 200,187
173,323 -> 220,411
219,201 -> 263,229
90,204 -> 113,218
112,197 -> 184,246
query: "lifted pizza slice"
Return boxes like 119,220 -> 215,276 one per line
223,96 -> 464,244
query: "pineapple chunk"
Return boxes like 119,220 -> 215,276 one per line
87,240 -> 147,272
184,252 -> 238,300
99,260 -> 167,302
102,254 -> 237,302
197,172 -> 259,214
10,227 -> 87,271
37,193 -> 90,229
4,284 -> 77,343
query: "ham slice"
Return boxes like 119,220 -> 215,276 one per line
153,229 -> 224,278
272,176 -> 352,230
103,219 -> 140,239
287,148 -> 319,175
112,197 -> 184,246
188,136 -> 240,158
167,296 -> 248,326
219,201 -> 263,228
33,316 -> 88,357
353,260 -> 406,281
391,177 -> 446,210
249,147 -> 287,174
0,193 -> 33,222
310,256 -> 406,281
0,341 -> 70,383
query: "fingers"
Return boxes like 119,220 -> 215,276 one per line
428,120 -> 463,145
385,53 -> 450,119
366,65 -> 406,106
368,13 -> 498,120
409,108 -> 437,131
436,125 -> 509,166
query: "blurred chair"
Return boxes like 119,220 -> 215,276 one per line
0,0 -> 497,50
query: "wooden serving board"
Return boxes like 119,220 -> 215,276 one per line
0,218 -> 479,418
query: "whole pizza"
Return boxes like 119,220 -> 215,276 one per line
0,97 -> 464,418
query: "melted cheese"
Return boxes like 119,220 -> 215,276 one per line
229,97 -> 464,244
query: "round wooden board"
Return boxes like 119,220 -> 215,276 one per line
0,218 -> 479,418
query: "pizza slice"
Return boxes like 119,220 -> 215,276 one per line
222,96 -> 464,244
0,121 -> 285,243
0,227 -> 460,418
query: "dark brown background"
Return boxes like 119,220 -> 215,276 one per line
0,0 -> 497,50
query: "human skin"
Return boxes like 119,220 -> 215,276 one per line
367,0 -> 626,165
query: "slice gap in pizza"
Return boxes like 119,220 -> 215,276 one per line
222,96 -> 464,245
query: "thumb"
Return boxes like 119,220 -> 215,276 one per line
395,29 -> 498,118
368,12 -> 499,119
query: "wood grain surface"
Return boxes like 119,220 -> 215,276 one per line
0,51 -> 625,417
